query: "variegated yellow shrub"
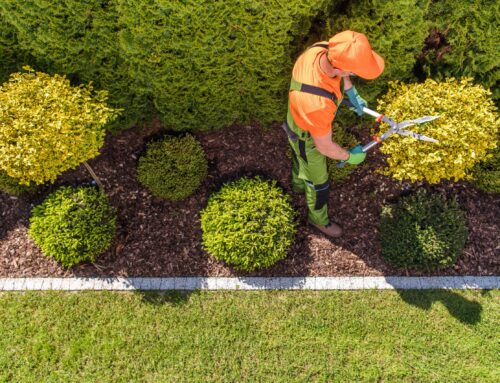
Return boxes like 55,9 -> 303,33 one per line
0,67 -> 120,185
377,78 -> 499,183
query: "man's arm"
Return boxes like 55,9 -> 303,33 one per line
311,130 -> 349,161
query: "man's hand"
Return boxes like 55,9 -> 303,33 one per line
345,86 -> 367,116
346,145 -> 366,165
312,131 -> 350,161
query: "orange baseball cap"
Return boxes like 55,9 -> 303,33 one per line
327,31 -> 385,80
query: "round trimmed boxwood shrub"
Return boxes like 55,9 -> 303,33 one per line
0,170 -> 37,196
137,134 -> 207,200
327,124 -> 360,183
380,190 -> 467,271
28,186 -> 116,268
201,177 -> 297,271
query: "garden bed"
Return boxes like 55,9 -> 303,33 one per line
1,121 -> 499,277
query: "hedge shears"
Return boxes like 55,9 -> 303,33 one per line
338,101 -> 440,167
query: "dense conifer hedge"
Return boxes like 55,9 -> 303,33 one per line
0,0 -> 328,131
0,17 -> 25,84
0,0 -> 496,131
328,0 -> 498,106
0,0 -> 151,130
417,0 -> 500,102
117,0 -> 328,130
328,0 -> 431,105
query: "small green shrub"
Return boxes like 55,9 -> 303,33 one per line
201,177 -> 297,271
471,143 -> 499,194
29,186 -> 116,267
137,135 -> 208,200
380,190 -> 467,271
327,124 -> 360,183
0,170 -> 36,196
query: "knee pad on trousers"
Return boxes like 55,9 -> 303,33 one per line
306,181 -> 330,210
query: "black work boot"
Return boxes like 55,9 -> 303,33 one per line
309,221 -> 343,238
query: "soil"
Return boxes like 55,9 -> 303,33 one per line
1,120 -> 499,277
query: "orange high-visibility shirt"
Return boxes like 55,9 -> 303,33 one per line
289,43 -> 342,137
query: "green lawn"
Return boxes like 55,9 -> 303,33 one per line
0,290 -> 498,382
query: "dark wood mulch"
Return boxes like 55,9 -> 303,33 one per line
1,120 -> 499,277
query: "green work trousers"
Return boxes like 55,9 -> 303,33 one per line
286,109 -> 330,226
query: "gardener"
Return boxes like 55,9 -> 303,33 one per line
284,30 -> 384,238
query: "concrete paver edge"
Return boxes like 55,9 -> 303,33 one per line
0,276 -> 498,291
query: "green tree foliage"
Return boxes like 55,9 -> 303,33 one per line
380,190 -> 467,271
137,135 -> 208,200
417,0 -> 500,102
117,0 -> 328,130
29,186 -> 117,268
327,0 -> 431,105
0,0 -> 152,130
377,78 -> 499,183
0,68 -> 119,185
201,177 -> 297,271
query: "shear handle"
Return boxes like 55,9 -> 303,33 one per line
341,99 -> 394,125
337,100 -> 391,168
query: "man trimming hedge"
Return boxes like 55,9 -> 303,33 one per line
284,30 -> 384,238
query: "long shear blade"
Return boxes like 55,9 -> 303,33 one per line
415,115 -> 440,123
396,116 -> 440,130
397,129 -> 439,143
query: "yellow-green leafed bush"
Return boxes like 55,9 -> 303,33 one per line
0,67 -> 120,185
377,78 -> 499,183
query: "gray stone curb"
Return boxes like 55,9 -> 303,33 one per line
0,276 -> 498,291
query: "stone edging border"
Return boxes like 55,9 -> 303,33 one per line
0,276 -> 498,291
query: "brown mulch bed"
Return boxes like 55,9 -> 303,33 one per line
1,120 -> 499,277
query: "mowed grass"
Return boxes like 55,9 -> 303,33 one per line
0,290 -> 498,382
